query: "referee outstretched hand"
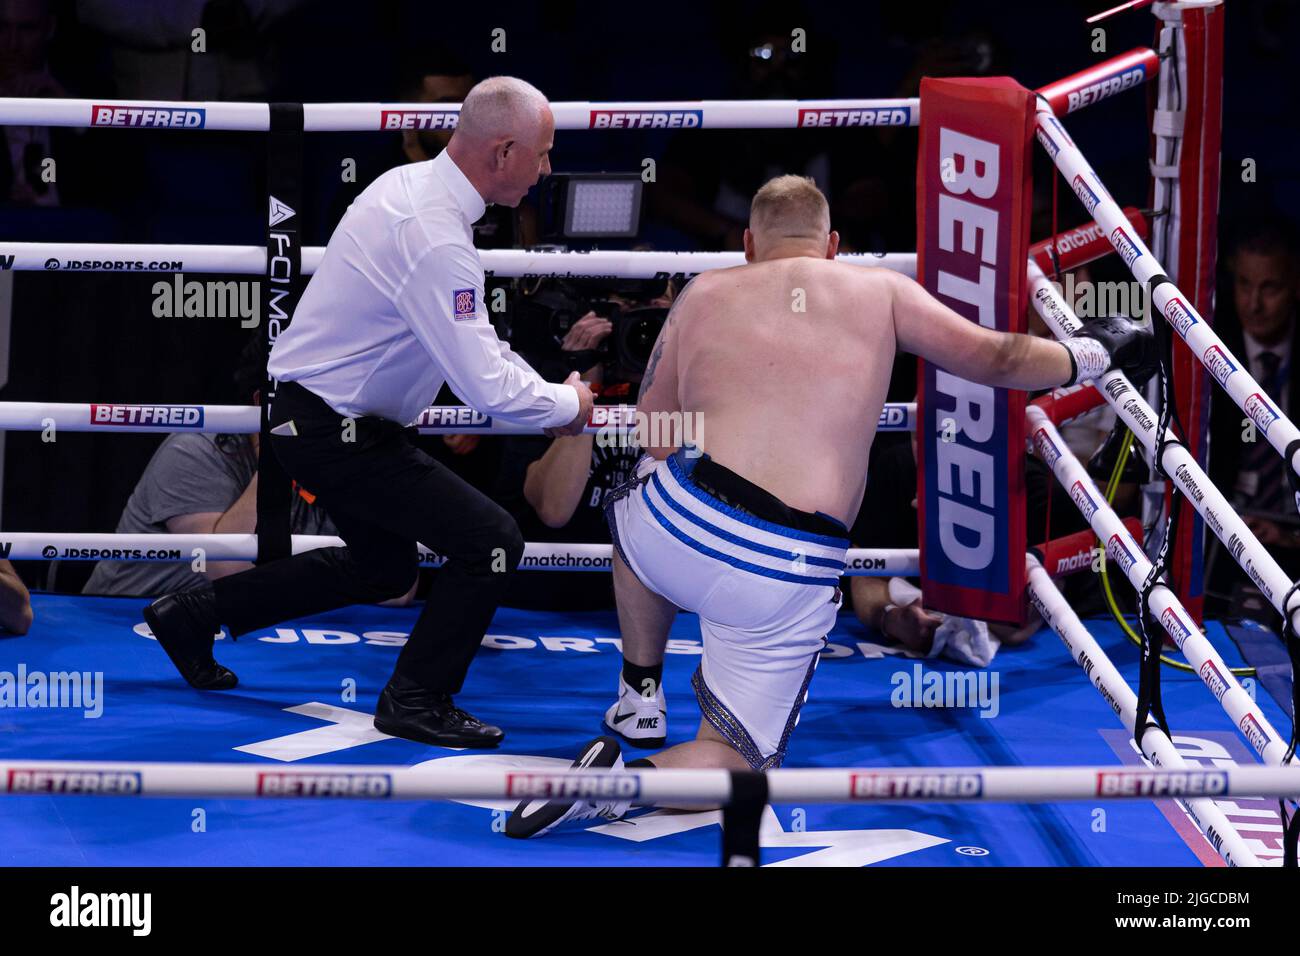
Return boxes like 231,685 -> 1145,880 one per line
544,371 -> 595,438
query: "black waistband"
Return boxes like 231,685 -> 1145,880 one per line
677,450 -> 848,539
275,381 -> 408,435
275,380 -> 339,419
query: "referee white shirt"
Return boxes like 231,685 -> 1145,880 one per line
268,149 -> 579,429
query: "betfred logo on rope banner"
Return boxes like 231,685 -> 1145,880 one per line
91,105 -> 205,128
506,772 -> 640,800
878,404 -> 908,429
1107,533 -> 1138,575
588,110 -> 701,129
1244,392 -> 1279,436
1033,424 -> 1067,469
1094,770 -> 1227,798
1199,659 -> 1230,702
1070,174 -> 1103,213
1035,115 -> 1075,161
413,406 -> 491,429
1034,127 -> 1059,160
1110,226 -> 1142,267
916,77 -> 1033,624
7,768 -> 141,794
1165,296 -> 1199,336
797,107 -> 911,127
1069,480 -> 1099,520
849,771 -> 983,799
380,109 -> 458,130
1065,65 -> 1146,113
1238,714 -> 1272,754
1159,606 -> 1194,647
1202,345 -> 1238,386
256,772 -> 393,797
89,405 -> 204,427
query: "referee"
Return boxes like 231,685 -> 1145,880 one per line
144,77 -> 592,748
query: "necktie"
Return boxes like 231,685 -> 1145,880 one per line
1258,350 -> 1283,398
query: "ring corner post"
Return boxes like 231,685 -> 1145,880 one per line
1148,0 -> 1225,626
915,77 -> 1035,627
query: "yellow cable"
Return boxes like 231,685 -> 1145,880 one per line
1092,428 -> 1254,676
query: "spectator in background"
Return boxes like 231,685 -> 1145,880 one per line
395,52 -> 472,164
1207,217 -> 1300,616
75,0 -> 310,100
648,6 -> 842,250
646,4 -> 1001,255
0,0 -> 69,206
327,50 -> 526,248
494,279 -> 674,610
82,338 -> 413,603
0,561 -> 33,634
847,24 -> 1002,253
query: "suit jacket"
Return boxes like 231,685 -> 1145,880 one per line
1206,315 -> 1300,509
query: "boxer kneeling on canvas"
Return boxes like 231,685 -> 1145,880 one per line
506,174 -> 1156,838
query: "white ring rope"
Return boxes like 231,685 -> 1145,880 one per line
0,97 -> 922,132
0,533 -> 917,577
1029,262 -> 1300,637
0,48 -> 1158,135
1027,555 -> 1260,866
0,401 -> 917,436
1026,404 -> 1293,768
1034,102 -> 1300,489
1,759 -> 1295,804
0,243 -> 917,278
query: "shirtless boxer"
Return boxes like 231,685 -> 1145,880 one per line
506,174 -> 1153,838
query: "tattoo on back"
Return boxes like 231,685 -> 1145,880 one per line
639,278 -> 695,396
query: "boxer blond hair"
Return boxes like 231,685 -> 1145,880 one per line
749,175 -> 831,240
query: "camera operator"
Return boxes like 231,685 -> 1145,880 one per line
495,277 -> 676,610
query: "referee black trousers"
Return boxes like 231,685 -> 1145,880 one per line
210,380 -> 524,694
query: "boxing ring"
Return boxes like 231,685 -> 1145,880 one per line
4,2 -> 1299,867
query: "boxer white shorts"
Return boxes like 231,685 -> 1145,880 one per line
606,451 -> 847,769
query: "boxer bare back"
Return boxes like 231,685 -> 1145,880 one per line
637,257 -> 1073,527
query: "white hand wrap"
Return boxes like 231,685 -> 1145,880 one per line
1060,337 -> 1111,385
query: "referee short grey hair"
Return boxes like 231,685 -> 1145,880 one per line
455,76 -> 549,141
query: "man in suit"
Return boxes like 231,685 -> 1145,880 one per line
1207,217 -> 1300,615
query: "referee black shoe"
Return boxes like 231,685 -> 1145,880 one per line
505,736 -> 632,839
373,674 -> 504,748
143,585 -> 238,691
